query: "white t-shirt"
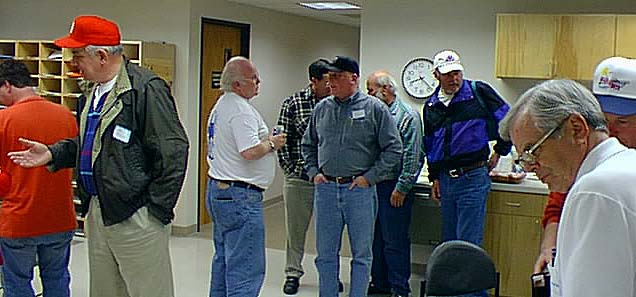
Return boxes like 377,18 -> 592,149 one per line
206,92 -> 275,189
550,138 -> 636,297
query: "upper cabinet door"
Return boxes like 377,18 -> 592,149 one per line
495,14 -> 558,79
555,15 -> 616,81
616,15 -> 636,59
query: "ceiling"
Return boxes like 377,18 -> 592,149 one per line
227,0 -> 363,27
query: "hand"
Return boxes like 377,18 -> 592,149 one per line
534,247 -> 553,274
313,173 -> 328,185
488,152 -> 501,172
349,176 -> 369,190
431,180 -> 441,202
7,138 -> 53,168
390,190 -> 406,207
534,222 -> 558,273
269,133 -> 287,150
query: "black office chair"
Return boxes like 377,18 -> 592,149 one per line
420,240 -> 499,297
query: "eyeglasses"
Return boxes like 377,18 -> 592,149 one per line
515,119 -> 566,168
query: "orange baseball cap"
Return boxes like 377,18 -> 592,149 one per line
54,15 -> 121,48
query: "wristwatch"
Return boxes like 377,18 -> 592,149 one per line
268,140 -> 276,152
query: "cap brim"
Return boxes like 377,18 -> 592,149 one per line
596,94 -> 636,115
437,64 -> 464,74
54,36 -> 88,48
325,65 -> 344,72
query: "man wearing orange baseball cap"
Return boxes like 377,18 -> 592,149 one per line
8,15 -> 189,297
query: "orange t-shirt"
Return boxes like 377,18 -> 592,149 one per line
542,191 -> 567,227
0,97 -> 78,238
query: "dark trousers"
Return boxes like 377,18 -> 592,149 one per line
371,179 -> 414,295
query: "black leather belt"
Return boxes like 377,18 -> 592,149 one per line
213,179 -> 265,192
447,161 -> 488,178
324,175 -> 356,184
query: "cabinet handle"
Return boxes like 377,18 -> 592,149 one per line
505,202 -> 522,208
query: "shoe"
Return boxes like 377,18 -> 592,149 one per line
367,283 -> 391,295
283,276 -> 299,295
338,280 -> 344,292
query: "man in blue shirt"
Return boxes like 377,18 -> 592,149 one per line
302,56 -> 402,297
423,50 -> 511,251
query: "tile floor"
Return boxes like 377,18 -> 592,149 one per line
61,201 -> 428,296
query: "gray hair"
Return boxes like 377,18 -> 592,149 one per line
220,56 -> 250,92
85,45 -> 124,56
374,72 -> 398,95
499,79 -> 607,141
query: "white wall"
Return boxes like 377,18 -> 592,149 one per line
359,0 -> 636,112
0,0 -> 360,229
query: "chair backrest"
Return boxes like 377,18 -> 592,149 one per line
424,240 -> 498,296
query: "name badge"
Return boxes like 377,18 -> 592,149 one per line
113,125 -> 132,144
351,109 -> 365,120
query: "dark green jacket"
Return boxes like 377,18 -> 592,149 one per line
49,59 -> 189,226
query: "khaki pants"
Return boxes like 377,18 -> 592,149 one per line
283,177 -> 315,278
86,197 -> 174,297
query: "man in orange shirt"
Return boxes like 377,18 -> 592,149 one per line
534,56 -> 636,273
0,59 -> 78,297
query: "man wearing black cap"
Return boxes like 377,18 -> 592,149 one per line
302,56 -> 402,297
7,15 -> 189,297
276,59 -> 335,295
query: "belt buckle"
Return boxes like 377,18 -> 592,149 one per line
449,169 -> 460,178
336,177 -> 345,183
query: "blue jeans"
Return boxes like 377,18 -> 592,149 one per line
206,179 -> 265,297
371,179 -> 413,296
439,166 -> 490,297
0,231 -> 74,297
314,182 -> 377,297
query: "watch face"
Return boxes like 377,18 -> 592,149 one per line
401,57 -> 438,99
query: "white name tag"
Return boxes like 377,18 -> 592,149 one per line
113,125 -> 132,144
351,109 -> 365,119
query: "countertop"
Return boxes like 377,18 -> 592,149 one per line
415,172 -> 549,195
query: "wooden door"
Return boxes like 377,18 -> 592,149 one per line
495,14 -> 558,79
199,20 -> 249,226
616,15 -> 636,58
555,15 -> 616,80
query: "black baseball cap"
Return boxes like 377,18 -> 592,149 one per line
326,56 -> 359,75
308,59 -> 330,80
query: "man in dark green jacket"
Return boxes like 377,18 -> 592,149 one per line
8,15 -> 189,297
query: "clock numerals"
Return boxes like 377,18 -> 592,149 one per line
401,57 -> 438,99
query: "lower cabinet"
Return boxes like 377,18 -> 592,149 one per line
482,191 -> 547,297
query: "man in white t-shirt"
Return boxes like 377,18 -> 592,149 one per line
500,79 -> 636,297
205,56 -> 286,297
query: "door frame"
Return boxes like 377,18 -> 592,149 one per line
197,18 -> 251,231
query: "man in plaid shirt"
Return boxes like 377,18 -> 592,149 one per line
276,59 -> 332,295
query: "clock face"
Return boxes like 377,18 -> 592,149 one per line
401,57 -> 438,99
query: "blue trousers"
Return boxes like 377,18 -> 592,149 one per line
439,166 -> 490,297
0,230 -> 74,297
371,179 -> 414,296
314,182 -> 377,297
206,179 -> 265,297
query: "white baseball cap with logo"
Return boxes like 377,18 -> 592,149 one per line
433,50 -> 464,74
593,57 -> 636,116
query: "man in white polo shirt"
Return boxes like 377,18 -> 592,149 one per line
205,56 -> 286,297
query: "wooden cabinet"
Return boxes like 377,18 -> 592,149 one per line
495,14 -> 621,80
495,14 -> 558,79
483,191 -> 547,297
555,15 -> 615,81
0,40 -> 175,113
616,15 -> 636,58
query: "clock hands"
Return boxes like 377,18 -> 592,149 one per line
409,75 -> 434,89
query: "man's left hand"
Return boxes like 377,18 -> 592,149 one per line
488,152 -> 501,171
390,190 -> 406,207
349,176 -> 369,190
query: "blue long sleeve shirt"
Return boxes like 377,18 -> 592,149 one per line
301,90 -> 403,185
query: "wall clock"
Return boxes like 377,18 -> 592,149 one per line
401,57 -> 438,99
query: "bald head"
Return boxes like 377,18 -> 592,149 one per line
220,56 -> 260,99
366,70 -> 397,105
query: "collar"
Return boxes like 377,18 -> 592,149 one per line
576,137 -> 628,182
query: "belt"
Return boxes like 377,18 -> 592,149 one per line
323,175 -> 356,184
447,161 -> 488,178
213,179 -> 265,192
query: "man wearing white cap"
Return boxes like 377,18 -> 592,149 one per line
422,50 -> 511,261
533,56 -> 636,275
